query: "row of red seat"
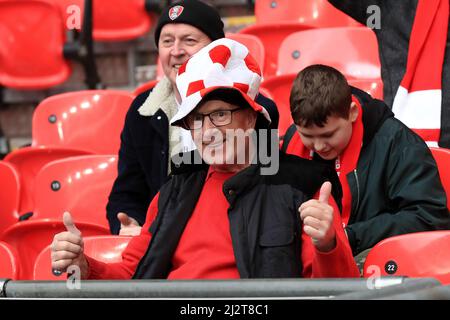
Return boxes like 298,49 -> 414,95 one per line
1,0 -> 378,91
0,142 -> 448,280
151,28 -> 381,83
0,0 -> 154,90
0,235 -> 130,280
0,155 -> 117,279
3,229 -> 450,284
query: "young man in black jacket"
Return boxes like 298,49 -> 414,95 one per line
106,0 -> 278,235
283,64 -> 450,258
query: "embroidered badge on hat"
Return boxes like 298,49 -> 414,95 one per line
169,5 -> 184,20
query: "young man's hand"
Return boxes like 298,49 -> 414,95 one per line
51,212 -> 89,278
118,212 -> 142,236
299,182 -> 336,252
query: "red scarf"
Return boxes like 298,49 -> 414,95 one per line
285,96 -> 364,226
392,0 -> 449,147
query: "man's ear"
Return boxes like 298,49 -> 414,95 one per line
349,102 -> 359,123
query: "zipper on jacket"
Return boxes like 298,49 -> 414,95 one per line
353,169 -> 361,216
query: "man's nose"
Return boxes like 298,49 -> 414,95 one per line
202,116 -> 216,132
170,41 -> 186,56
314,140 -> 327,152
202,117 -> 221,142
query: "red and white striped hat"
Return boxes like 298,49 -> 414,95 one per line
170,38 -> 271,126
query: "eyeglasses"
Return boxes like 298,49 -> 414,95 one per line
183,108 -> 244,130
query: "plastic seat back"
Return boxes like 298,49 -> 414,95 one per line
0,161 -> 20,236
277,27 -> 381,79
255,0 -> 362,27
0,0 -> 70,89
33,235 -> 132,280
239,22 -> 313,78
93,0 -> 151,41
430,147 -> 450,210
50,0 -> 152,41
133,79 -> 158,96
32,155 -> 117,228
4,147 -> 93,216
0,241 -> 19,280
32,90 -> 133,154
261,74 -> 383,135
363,231 -> 450,284
1,219 -> 109,280
226,33 -> 265,74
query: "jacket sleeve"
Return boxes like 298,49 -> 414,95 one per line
346,126 -> 450,254
87,193 -> 159,279
328,0 -> 382,25
302,194 -> 360,278
106,93 -> 152,234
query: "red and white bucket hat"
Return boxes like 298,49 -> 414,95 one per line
170,38 -> 271,127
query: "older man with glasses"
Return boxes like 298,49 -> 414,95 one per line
106,0 -> 279,236
51,39 -> 358,280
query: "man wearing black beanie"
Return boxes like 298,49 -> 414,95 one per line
154,0 -> 225,46
106,0 -> 279,235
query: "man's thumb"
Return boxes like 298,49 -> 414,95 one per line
319,181 -> 332,204
63,211 -> 81,236
117,212 -> 131,226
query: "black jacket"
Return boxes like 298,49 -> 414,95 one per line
133,152 -> 342,279
106,89 -> 280,234
329,0 -> 450,147
283,87 -> 450,255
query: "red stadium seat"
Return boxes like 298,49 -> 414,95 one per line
2,154 -> 116,279
0,0 -> 71,89
261,73 -> 384,135
1,220 -> 109,280
4,147 -> 93,216
363,231 -> 450,285
239,23 -> 313,78
255,0 -> 362,27
51,0 -> 152,41
0,161 -> 20,237
430,147 -> 450,210
226,33 -> 266,74
31,155 -> 117,228
33,235 -> 132,280
32,90 -> 133,154
134,79 -> 158,96
260,74 -> 295,135
0,241 -> 19,280
348,78 -> 384,100
277,27 -> 381,79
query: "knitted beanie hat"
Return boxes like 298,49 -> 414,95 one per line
154,0 -> 225,46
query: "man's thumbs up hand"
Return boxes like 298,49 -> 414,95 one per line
51,212 -> 89,278
299,182 -> 336,252
117,212 -> 141,236
318,181 -> 332,204
63,211 -> 81,236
